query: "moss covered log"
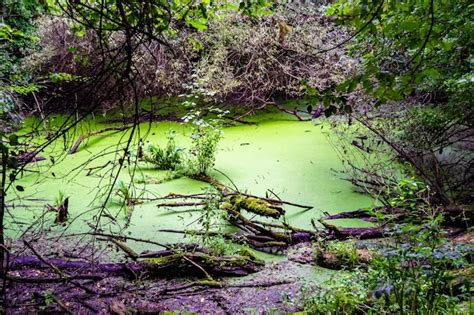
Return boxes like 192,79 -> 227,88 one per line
221,195 -> 284,219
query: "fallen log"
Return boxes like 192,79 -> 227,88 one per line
315,248 -> 373,270
69,126 -> 131,154
17,151 -> 47,165
158,227 -> 315,254
321,206 -> 474,229
223,195 -> 285,219
321,209 -> 375,221
319,219 -> 384,240
9,248 -> 264,278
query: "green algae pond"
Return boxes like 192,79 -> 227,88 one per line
8,110 -> 375,261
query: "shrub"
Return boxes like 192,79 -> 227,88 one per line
188,126 -> 221,176
303,216 -> 471,314
302,271 -> 373,314
22,4 -> 356,111
194,5 -> 357,105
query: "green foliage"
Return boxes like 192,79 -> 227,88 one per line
0,130 -> 21,191
369,223 -> 466,314
304,216 -> 472,314
327,0 -> 473,104
40,289 -> 55,309
0,0 -> 42,78
324,241 -> 360,269
386,178 -> 430,213
59,0 -> 270,39
302,271 -> 372,314
54,190 -> 66,207
191,187 -> 236,256
144,130 -> 183,171
143,126 -> 221,176
115,180 -> 140,215
199,187 -> 222,237
188,126 -> 221,176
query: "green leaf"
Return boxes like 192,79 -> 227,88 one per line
7,157 -> 18,169
400,20 -> 418,31
188,18 -> 208,31
324,105 -> 337,117
8,134 -> 19,146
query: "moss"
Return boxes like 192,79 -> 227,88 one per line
238,247 -> 258,261
229,195 -> 282,218
193,251 -> 263,268
145,254 -> 183,266
219,201 -> 233,210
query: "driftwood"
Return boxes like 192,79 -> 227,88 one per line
69,126 -> 131,154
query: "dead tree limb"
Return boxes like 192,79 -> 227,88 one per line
69,126 -> 132,154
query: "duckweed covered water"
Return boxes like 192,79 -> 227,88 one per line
8,113 -> 375,257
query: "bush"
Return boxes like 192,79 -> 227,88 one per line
22,4 -> 356,111
303,216 -> 471,314
193,5 -> 357,105
188,126 -> 221,176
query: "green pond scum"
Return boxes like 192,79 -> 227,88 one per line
8,111 -> 374,257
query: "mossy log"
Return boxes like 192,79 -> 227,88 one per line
10,247 -> 263,278
145,250 -> 263,276
223,195 -> 285,219
314,248 -> 373,270
191,174 -> 286,219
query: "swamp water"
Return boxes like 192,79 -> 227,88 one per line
8,113 -> 374,268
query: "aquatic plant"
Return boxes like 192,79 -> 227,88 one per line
143,126 -> 221,177
115,180 -> 138,213
143,130 -> 183,172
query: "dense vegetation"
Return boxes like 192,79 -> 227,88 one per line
0,0 -> 472,313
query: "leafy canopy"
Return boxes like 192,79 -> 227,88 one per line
328,0 -> 473,104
